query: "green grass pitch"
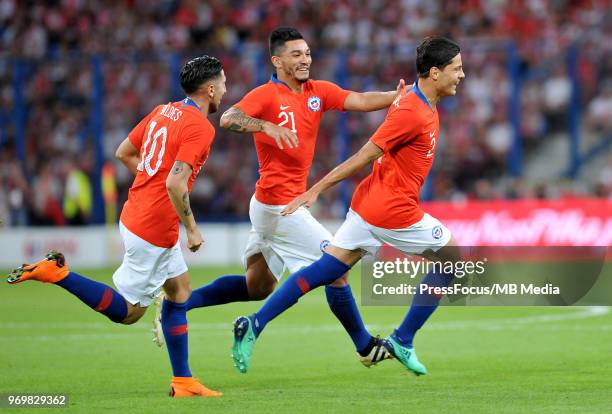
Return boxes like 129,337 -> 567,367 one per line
1,265 -> 611,413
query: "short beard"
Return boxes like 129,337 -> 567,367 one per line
282,67 -> 309,83
295,70 -> 309,83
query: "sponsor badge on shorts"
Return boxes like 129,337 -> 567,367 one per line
320,240 -> 331,252
308,96 -> 322,112
432,225 -> 443,240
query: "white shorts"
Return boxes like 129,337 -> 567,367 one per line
112,222 -> 188,307
332,209 -> 452,256
242,196 -> 332,280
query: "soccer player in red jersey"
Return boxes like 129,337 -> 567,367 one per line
7,56 -> 227,397
232,37 -> 465,376
179,27 -> 406,367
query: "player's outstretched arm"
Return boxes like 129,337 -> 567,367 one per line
115,138 -> 140,175
343,79 -> 407,112
220,106 -> 299,149
166,160 -> 203,252
281,141 -> 383,216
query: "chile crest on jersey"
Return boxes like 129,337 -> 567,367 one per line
307,96 -> 322,112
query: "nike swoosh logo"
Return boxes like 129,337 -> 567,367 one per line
280,105 -> 290,110
430,131 -> 435,138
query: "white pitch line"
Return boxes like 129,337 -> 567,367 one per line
423,306 -> 611,330
0,307 -> 609,341
2,325 -> 612,342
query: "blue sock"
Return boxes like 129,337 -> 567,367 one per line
186,275 -> 249,310
394,270 -> 454,347
55,272 -> 128,323
325,285 -> 372,354
253,253 -> 350,335
161,300 -> 191,377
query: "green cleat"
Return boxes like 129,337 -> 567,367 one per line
386,334 -> 428,376
232,315 -> 258,374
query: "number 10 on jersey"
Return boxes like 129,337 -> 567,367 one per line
138,121 -> 168,176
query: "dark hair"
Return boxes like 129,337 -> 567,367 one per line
180,55 -> 223,95
269,27 -> 304,56
416,36 -> 461,78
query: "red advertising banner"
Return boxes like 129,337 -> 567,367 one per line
421,199 -> 611,246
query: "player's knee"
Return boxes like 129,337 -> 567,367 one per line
178,285 -> 192,298
247,280 -> 277,300
164,278 -> 192,303
329,274 -> 349,287
434,237 -> 461,263
119,313 -> 142,325
263,283 -> 277,299
165,289 -> 191,304
119,304 -> 146,324
246,265 -> 277,300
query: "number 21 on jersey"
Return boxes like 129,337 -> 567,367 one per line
137,120 -> 168,176
278,110 -> 297,133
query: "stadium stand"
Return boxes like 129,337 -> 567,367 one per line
0,0 -> 609,225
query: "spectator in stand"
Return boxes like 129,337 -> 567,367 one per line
586,82 -> 612,133
29,161 -> 64,226
0,145 -> 29,226
0,0 -> 609,224
542,66 -> 572,133
62,156 -> 92,226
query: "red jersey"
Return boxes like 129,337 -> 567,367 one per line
120,99 -> 215,247
351,84 -> 440,229
235,74 -> 351,205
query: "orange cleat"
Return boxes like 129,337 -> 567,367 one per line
169,377 -> 223,398
6,250 -> 69,284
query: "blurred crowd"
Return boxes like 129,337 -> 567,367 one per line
0,0 -> 610,225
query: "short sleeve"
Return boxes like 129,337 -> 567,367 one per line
233,85 -> 269,118
370,107 -> 420,152
175,120 -> 215,169
316,80 -> 352,112
128,105 -> 160,149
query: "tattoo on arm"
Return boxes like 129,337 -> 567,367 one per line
182,191 -> 192,217
223,107 -> 264,133
228,123 -> 248,132
172,161 -> 184,175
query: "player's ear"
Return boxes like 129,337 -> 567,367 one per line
271,55 -> 282,69
206,83 -> 215,100
431,67 -> 439,81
